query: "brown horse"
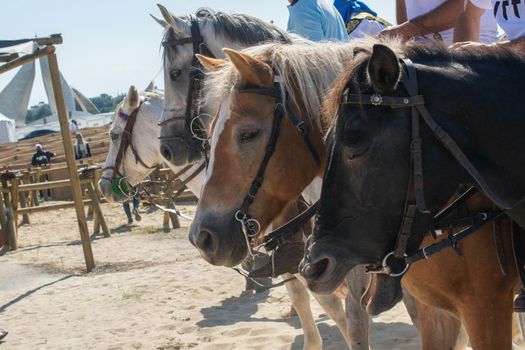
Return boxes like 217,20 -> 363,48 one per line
190,41 -> 489,349
302,40 -> 524,349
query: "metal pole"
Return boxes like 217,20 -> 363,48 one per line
46,48 -> 95,272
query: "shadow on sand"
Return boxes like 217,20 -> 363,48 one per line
290,321 -> 419,350
197,289 -> 301,327
0,275 -> 76,314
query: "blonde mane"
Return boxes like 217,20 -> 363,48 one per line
204,37 -> 406,129
205,38 -> 402,126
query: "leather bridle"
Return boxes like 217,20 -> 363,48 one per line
342,57 -> 510,277
158,17 -> 215,154
101,103 -> 154,188
233,78 -> 322,256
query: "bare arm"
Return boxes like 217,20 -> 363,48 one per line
380,0 -> 464,40
453,1 -> 484,42
396,0 -> 407,25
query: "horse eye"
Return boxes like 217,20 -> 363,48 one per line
239,130 -> 260,144
170,69 -> 182,80
110,133 -> 119,142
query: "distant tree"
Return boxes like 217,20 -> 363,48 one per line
89,93 -> 125,113
26,103 -> 52,123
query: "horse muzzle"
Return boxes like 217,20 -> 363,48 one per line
189,210 -> 248,267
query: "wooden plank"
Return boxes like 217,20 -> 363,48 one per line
2,180 -> 17,250
0,34 -> 63,48
47,50 -> 95,272
13,178 -> 94,192
15,198 -> 107,215
86,183 -> 110,238
0,45 -> 55,75
0,53 -> 19,63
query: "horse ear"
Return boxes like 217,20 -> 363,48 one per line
150,14 -> 167,28
367,44 -> 400,94
196,54 -> 227,72
157,4 -> 186,35
223,48 -> 273,87
124,86 -> 140,110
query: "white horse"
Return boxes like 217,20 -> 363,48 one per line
98,86 -> 204,203
153,6 -> 369,350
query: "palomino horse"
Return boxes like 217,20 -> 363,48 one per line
97,86 -> 349,349
98,86 -> 204,202
301,41 -> 525,349
191,41 -> 476,349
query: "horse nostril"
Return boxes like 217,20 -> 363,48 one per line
302,258 -> 329,281
160,144 -> 173,161
195,230 -> 218,257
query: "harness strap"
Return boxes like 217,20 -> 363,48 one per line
406,211 -> 504,264
264,200 -> 320,251
113,103 -> 153,179
171,162 -> 206,198
171,164 -> 194,180
238,87 -> 285,215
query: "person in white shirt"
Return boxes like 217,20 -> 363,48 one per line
380,0 -> 498,44
453,0 -> 525,50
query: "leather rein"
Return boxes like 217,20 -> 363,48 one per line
158,17 -> 215,154
233,78 -> 322,256
342,57 -> 509,277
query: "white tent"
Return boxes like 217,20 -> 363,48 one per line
0,113 -> 16,144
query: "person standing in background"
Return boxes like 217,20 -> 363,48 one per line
123,194 -> 141,225
74,132 -> 92,160
287,0 -> 348,41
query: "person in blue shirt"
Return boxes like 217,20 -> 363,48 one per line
287,0 -> 348,41
333,0 -> 390,38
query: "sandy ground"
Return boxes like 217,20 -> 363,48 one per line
0,201 -> 432,349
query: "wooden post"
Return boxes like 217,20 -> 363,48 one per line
0,185 -> 8,244
2,181 -> 17,250
86,183 -> 110,238
19,191 -> 30,225
162,211 -> 170,233
32,169 -> 40,206
92,208 -> 100,235
47,48 -> 95,272
10,178 -> 19,228
167,200 -> 181,229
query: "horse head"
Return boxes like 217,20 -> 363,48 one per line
155,5 -> 226,167
188,47 -> 327,267
300,43 -> 466,299
98,85 -> 163,202
155,5 -> 294,168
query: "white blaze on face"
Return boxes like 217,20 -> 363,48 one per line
205,98 -> 232,185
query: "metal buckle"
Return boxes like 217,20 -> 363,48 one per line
370,94 -> 383,106
381,251 -> 410,277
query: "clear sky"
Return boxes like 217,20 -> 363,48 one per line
0,1 -> 395,106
